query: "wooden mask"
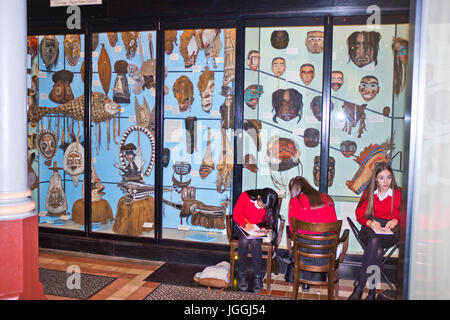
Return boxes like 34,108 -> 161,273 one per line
272,88 -> 303,123
62,141 -> 84,187
64,34 -> 81,66
40,35 -> 59,70
266,136 -> 301,172
121,31 -> 138,59
173,75 -> 194,112
304,128 -> 320,148
270,30 -> 289,49
340,140 -> 357,158
36,129 -> 58,161
49,70 -> 74,104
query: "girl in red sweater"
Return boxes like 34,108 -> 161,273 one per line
232,188 -> 279,293
285,176 -> 337,291
348,162 -> 401,300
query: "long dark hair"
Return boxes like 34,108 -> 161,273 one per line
289,176 -> 334,209
245,188 -> 280,234
359,162 -> 399,219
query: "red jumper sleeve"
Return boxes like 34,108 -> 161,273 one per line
232,192 -> 248,228
391,189 -> 402,222
355,191 -> 370,227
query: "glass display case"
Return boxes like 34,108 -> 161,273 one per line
28,33 -> 87,231
329,21 -> 409,253
28,16 -> 408,251
162,28 -> 236,244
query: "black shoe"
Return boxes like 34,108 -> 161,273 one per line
302,283 -> 310,292
237,272 -> 248,292
348,286 -> 364,300
284,263 -> 294,283
253,274 -> 263,293
365,289 -> 377,300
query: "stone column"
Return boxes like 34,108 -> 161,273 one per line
0,0 -> 45,300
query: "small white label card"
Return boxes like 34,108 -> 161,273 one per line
286,47 -> 298,55
178,225 -> 190,231
60,215 -> 70,221
285,71 -> 298,82
38,211 -> 47,217
143,222 -> 153,228
192,65 -> 201,73
169,53 -> 179,61
114,46 -> 122,53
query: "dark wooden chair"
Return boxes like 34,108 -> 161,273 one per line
290,217 -> 349,300
226,210 -> 285,291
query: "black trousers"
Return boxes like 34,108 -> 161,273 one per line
355,218 -> 399,290
234,225 -> 262,276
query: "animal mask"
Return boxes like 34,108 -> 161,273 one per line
305,31 -> 324,54
313,156 -> 335,187
62,141 -> 84,187
64,34 -> 81,66
197,67 -> 215,112
342,101 -> 367,138
135,96 -> 155,137
36,129 -> 58,161
121,31 -> 138,59
347,31 -> 381,68
40,35 -> 59,70
310,96 -> 334,122
197,29 -> 222,67
359,76 -> 380,102
272,88 -> 303,123
340,140 -> 357,158
270,30 -> 289,49
244,84 -> 264,110
304,128 -> 320,148
173,75 -> 194,112
346,139 -> 393,194
113,60 -> 130,104
49,70 -> 74,104
266,136 -> 301,172
180,30 -> 199,68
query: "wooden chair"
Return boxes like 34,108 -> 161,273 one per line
226,213 -> 285,291
290,217 -> 349,300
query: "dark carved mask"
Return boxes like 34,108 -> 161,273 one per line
313,156 -> 335,187
310,96 -> 334,122
340,140 -> 357,158
304,128 -> 320,148
272,88 -> 303,123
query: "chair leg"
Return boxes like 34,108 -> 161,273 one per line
328,271 -> 334,300
291,260 -> 299,300
266,249 -> 272,291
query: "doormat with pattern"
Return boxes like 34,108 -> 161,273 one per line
39,268 -> 117,299
144,283 -> 289,300
143,262 -> 206,287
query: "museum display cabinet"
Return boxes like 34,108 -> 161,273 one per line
27,0 -> 410,263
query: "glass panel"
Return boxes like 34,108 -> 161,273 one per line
242,25 -> 324,249
28,33 -> 86,231
330,22 -> 409,254
162,28 -> 236,244
90,31 -> 157,237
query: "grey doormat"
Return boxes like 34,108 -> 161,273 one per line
144,284 -> 289,300
39,268 -> 117,299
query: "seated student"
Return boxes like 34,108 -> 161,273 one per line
232,188 -> 279,293
285,176 -> 337,292
348,162 -> 401,300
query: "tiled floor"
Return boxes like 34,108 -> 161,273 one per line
38,249 -> 389,300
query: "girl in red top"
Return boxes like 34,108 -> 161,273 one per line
348,162 -> 401,300
232,188 -> 279,293
285,176 -> 337,291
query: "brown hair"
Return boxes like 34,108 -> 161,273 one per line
288,176 -> 333,210
360,162 -> 399,219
